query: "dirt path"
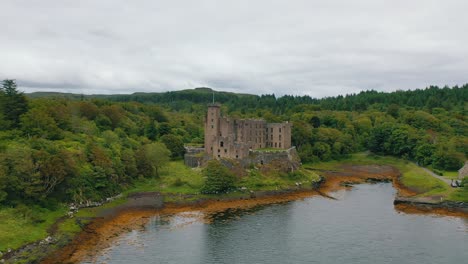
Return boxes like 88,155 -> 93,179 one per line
419,165 -> 452,185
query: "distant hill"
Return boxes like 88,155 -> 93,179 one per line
26,84 -> 468,112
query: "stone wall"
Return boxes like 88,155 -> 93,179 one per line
242,147 -> 300,171
184,147 -> 209,167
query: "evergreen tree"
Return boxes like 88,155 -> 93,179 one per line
1,79 -> 28,128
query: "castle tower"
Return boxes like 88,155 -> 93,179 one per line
204,104 -> 221,155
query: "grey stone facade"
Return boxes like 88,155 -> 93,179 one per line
204,104 -> 292,160
184,104 -> 295,168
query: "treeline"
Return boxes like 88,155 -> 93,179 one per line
0,80 -> 203,206
93,84 -> 467,113
29,84 -> 467,114
290,108 -> 466,170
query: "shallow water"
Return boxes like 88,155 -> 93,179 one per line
90,184 -> 467,264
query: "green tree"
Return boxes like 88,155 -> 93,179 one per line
0,161 -> 7,203
20,108 -> 62,139
161,134 -> 185,159
201,160 -> 237,194
415,143 -> 436,166
136,143 -> 170,178
1,79 -> 28,128
312,142 -> 332,161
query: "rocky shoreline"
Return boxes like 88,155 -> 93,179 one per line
3,165 -> 467,264
394,196 -> 468,214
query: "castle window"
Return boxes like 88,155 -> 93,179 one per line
218,155 -> 220,158
211,119 -> 214,122
210,147 -> 213,150
279,135 -> 282,140
211,125 -> 214,129
271,128 -> 273,132
279,143 -> 282,148
236,155 -> 239,159
275,142 -> 277,147
224,149 -> 227,153
279,128 -> 282,132
271,135 -> 273,140
260,160 -> 264,165
218,149 -> 220,153
220,141 -> 224,147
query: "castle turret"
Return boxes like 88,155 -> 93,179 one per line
204,104 -> 221,155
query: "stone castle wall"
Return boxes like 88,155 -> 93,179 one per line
204,104 -> 292,161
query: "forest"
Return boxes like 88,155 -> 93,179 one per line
1,80 -> 467,208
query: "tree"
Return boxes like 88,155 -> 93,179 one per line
312,142 -> 332,161
432,150 -> 463,170
415,143 -> 436,166
310,116 -> 321,128
20,108 -> 62,139
161,134 -> 185,159
1,79 -> 28,128
201,160 -> 237,194
0,161 -> 7,203
137,143 -> 170,178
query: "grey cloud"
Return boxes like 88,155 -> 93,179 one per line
1,0 -> 467,98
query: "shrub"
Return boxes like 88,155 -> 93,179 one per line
201,160 -> 237,194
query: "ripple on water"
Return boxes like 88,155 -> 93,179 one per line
90,183 -> 467,264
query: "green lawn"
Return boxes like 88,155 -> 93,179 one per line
440,170 -> 459,179
304,153 -> 452,198
238,168 -> 320,191
448,187 -> 468,202
253,148 -> 287,153
0,206 -> 66,252
126,161 -> 204,195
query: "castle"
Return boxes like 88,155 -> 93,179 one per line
204,104 -> 291,160
184,103 -> 296,168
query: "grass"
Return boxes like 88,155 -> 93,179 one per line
0,206 -> 66,252
440,171 -> 459,179
238,167 -> 321,191
126,161 -> 204,195
448,187 -> 468,202
253,148 -> 287,153
304,153 -> 452,199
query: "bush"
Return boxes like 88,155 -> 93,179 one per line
461,178 -> 468,188
201,160 -> 237,194
172,178 -> 185,187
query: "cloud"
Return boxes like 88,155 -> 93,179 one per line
1,0 -> 467,97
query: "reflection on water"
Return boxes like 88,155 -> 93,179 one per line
90,184 -> 467,264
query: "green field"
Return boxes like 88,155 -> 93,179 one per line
0,206 -> 66,252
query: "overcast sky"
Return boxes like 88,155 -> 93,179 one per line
1,0 -> 467,97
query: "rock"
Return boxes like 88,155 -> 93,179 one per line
39,236 -> 55,245
7,249 -> 11,253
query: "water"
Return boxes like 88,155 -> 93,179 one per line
91,184 -> 467,264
